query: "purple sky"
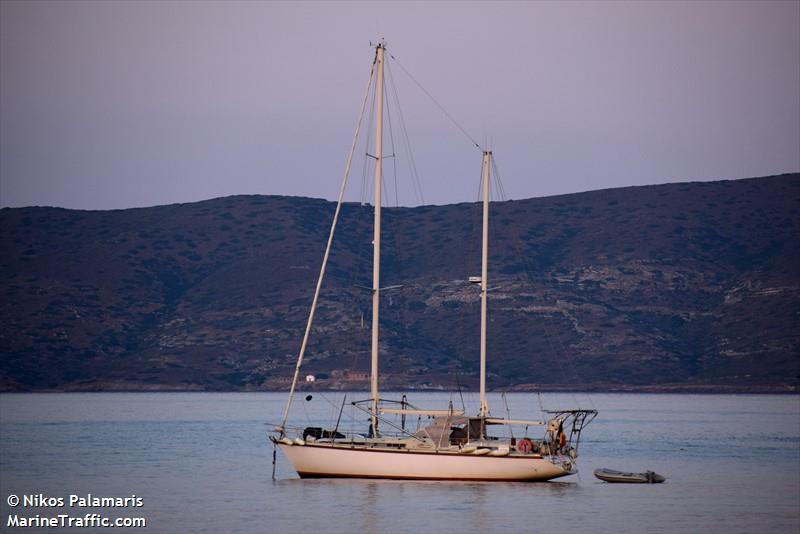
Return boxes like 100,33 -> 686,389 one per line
1,1 -> 798,210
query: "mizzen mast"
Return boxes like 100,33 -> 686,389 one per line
479,150 -> 492,419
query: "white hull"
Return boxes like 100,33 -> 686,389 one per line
277,442 -> 575,481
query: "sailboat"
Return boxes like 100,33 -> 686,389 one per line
270,41 -> 596,481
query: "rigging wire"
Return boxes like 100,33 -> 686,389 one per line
348,59 -> 382,374
385,57 -> 425,205
384,78 -> 400,208
475,161 -> 485,203
490,157 -> 509,202
380,74 -> 406,353
388,52 -> 484,153
348,208 -> 372,373
485,153 -> 596,412
360,75 -> 378,206
502,393 -> 515,441
477,149 -> 595,411
498,185 -> 597,411
380,72 -> 392,211
277,57 -> 376,434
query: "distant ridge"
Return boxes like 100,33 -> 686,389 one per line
1,174 -> 798,392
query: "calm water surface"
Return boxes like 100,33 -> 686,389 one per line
1,392 -> 798,533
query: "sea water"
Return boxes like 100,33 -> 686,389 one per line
0,392 -> 797,533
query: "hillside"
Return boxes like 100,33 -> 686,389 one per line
1,174 -> 798,392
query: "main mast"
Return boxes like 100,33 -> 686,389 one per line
370,41 -> 386,435
479,150 -> 491,418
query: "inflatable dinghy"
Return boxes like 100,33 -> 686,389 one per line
594,468 -> 665,483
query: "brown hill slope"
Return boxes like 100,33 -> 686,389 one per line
1,174 -> 798,391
